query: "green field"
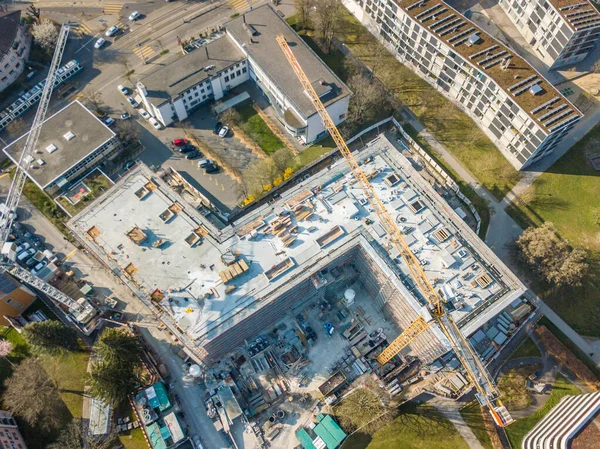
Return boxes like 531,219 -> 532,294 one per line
237,104 -> 284,155
505,374 -> 581,448
505,124 -> 600,337
510,337 -> 542,361
307,11 -> 522,199
343,403 -> 469,449
458,401 -> 494,449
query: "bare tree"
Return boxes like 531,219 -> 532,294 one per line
271,147 -> 295,173
115,120 -> 140,144
294,0 -> 314,30
3,358 -> 64,432
334,387 -> 396,433
219,107 -> 241,125
48,419 -> 118,449
516,222 -> 589,287
5,118 -> 27,138
366,40 -> 390,79
313,0 -> 342,52
26,4 -> 41,24
347,73 -> 387,126
32,19 -> 59,53
82,88 -> 103,114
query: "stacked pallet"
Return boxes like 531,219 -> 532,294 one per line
218,259 -> 250,284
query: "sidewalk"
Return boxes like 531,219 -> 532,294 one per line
428,397 -> 485,449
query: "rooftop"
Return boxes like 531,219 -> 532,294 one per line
550,0 -> 600,31
0,10 -> 21,55
68,133 -> 526,353
2,101 -> 115,188
397,0 -> 582,134
226,5 -> 351,118
139,36 -> 245,107
0,273 -> 19,297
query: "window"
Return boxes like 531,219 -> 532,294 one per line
224,75 -> 229,82
339,113 -> 346,120
242,67 -> 247,73
236,70 -> 241,76
195,92 -> 199,97
200,89 -> 205,93
5,298 -> 11,304
230,73 -> 235,79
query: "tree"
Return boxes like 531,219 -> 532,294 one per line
21,320 -> 80,355
294,0 -> 314,30
366,40 -> 390,79
115,119 -> 140,144
82,88 -> 103,114
334,387 -> 395,433
26,4 -> 41,24
5,118 -> 27,138
49,419 -> 117,449
516,222 -> 589,287
219,107 -> 241,125
87,359 -> 140,405
93,328 -> 142,367
32,19 -> 59,53
313,0 -> 342,52
271,147 -> 295,173
0,340 -> 15,367
3,358 -> 64,432
347,74 -> 387,126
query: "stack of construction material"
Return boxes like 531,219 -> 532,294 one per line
218,259 -> 250,284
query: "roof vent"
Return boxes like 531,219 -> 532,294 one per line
529,84 -> 544,96
45,144 -> 58,153
466,34 -> 481,47
63,131 -> 75,141
36,158 -> 45,166
514,75 -> 521,79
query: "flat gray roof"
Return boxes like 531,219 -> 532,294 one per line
226,5 -> 351,118
3,101 -> 114,188
139,36 -> 246,107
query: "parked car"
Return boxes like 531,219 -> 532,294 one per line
128,11 -> 141,21
218,125 -> 229,138
94,38 -> 106,49
17,248 -> 35,262
104,117 -> 115,127
16,243 -> 31,254
26,256 -> 39,267
172,138 -> 189,146
139,108 -> 151,120
123,160 -> 135,171
105,25 -> 119,37
197,159 -> 213,168
32,261 -> 47,275
191,435 -> 204,449
24,231 -> 32,239
212,121 -> 222,135
204,164 -> 219,174
127,97 -> 139,108
149,118 -> 162,130
185,150 -> 202,160
121,112 -> 131,120
118,85 -> 129,95
178,144 -> 195,153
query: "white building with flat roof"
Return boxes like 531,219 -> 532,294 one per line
343,0 -> 583,170
498,0 -> 600,69
136,5 -> 351,145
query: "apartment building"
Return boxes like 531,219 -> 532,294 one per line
137,5 -> 350,144
0,410 -> 27,449
498,0 -> 600,69
0,10 -> 31,94
343,0 -> 582,169
3,101 -> 121,195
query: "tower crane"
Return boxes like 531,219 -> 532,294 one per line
277,35 -> 513,427
0,24 -> 97,327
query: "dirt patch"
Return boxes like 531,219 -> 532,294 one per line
498,365 -> 541,411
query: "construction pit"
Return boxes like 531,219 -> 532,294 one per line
67,131 -> 535,447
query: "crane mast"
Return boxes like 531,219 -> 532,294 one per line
277,34 -> 513,427
0,24 -> 88,317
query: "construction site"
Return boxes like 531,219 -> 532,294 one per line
67,128 -> 535,445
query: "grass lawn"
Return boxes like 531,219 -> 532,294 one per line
295,136 -> 337,168
458,401 -> 494,449
42,350 -> 90,418
21,176 -> 72,239
56,169 -> 113,216
237,104 -> 284,155
505,124 -> 600,337
120,428 -> 148,449
510,337 -> 542,360
505,374 -> 581,448
0,326 -> 30,384
287,14 -> 521,200
343,403 -> 469,449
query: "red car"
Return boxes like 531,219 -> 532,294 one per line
172,138 -> 189,147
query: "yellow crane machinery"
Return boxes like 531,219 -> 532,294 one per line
277,35 -> 513,428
